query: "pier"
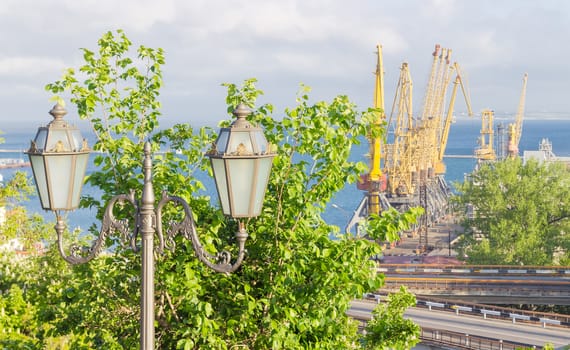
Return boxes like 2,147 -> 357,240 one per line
0,160 -> 30,169
0,150 -> 30,169
443,154 -> 476,158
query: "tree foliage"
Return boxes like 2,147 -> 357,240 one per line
362,287 -> 420,350
0,134 -> 42,250
0,30 -> 420,349
0,171 -> 34,207
453,158 -> 570,265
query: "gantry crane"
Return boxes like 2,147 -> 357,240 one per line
385,62 -> 414,196
435,63 -> 473,175
475,109 -> 496,162
507,73 -> 528,157
414,45 -> 455,252
416,45 -> 444,179
414,45 -> 453,180
349,43 -> 471,238
428,48 -> 455,176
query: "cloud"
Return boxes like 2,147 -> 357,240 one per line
0,56 -> 66,77
1,0 -> 570,124
60,0 -> 178,32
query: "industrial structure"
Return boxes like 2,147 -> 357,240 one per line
347,44 -> 472,248
507,73 -> 529,158
355,44 -> 389,217
346,45 -> 528,252
477,73 -> 528,163
474,109 -> 496,162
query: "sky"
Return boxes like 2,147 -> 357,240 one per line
1,0 -> 570,130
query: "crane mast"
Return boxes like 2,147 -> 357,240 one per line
367,44 -> 386,215
475,109 -> 496,162
507,73 -> 528,157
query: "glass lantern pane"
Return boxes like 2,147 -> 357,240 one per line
211,158 -> 230,214
227,158 -> 255,217
252,157 -> 273,216
46,154 -> 73,210
228,131 -> 253,155
253,130 -> 268,154
70,129 -> 83,151
215,130 -> 230,154
46,129 -> 70,152
71,153 -> 89,208
29,155 -> 49,209
34,129 -> 48,151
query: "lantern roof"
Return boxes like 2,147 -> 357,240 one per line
27,103 -> 90,155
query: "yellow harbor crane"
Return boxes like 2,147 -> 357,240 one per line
475,109 -> 496,162
411,45 -> 443,181
435,63 -> 473,175
415,45 -> 453,179
348,43 -> 471,236
385,62 -> 414,196
358,44 -> 386,216
384,45 -> 469,194
427,48 -> 455,176
507,73 -> 528,158
421,45 -> 441,122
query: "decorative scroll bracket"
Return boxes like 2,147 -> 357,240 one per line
54,188 -> 247,273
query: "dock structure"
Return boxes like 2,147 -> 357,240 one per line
0,158 -> 30,169
523,138 -> 570,166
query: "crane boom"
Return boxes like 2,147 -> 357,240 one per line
436,75 -> 459,173
370,44 -> 385,182
374,44 -> 385,112
385,62 -> 414,195
420,45 -> 441,121
435,62 -> 473,174
456,64 -> 474,117
429,49 -> 454,173
507,73 -> 528,157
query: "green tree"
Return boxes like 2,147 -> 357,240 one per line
0,282 -> 38,348
0,171 -> 34,208
362,286 -> 420,350
453,157 -> 570,265
0,171 -> 37,248
0,29 -> 423,349
0,136 -> 46,251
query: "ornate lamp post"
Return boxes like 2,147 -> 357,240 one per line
27,103 -> 274,349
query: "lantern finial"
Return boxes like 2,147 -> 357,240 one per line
231,103 -> 252,128
49,103 -> 67,126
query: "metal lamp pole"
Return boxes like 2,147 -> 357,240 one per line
140,142 -> 158,348
27,103 -> 274,349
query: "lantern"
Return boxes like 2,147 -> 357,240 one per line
26,103 -> 90,211
207,104 -> 274,217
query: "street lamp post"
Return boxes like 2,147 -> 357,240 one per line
27,103 -> 274,349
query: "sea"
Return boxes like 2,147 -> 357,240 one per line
1,116 -> 570,232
